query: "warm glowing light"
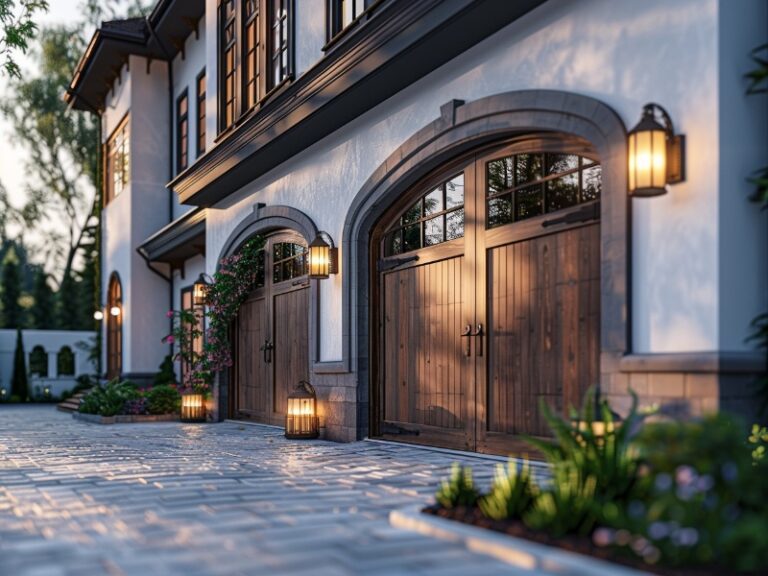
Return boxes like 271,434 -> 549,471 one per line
308,233 -> 337,279
627,103 -> 684,197
181,393 -> 205,423
192,274 -> 211,307
93,310 -> 104,321
285,381 -> 319,439
110,305 -> 121,317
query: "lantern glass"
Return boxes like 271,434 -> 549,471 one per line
93,310 -> 104,321
180,393 -> 205,423
285,381 -> 319,439
193,275 -> 209,306
308,237 -> 330,279
110,305 -> 121,317
629,127 -> 667,195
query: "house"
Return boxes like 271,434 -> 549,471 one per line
0,329 -> 96,398
65,0 -> 767,450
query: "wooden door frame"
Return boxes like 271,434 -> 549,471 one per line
371,136 -> 604,453
231,230 -> 311,424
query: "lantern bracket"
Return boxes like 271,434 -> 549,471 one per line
297,380 -> 315,396
641,103 -> 685,185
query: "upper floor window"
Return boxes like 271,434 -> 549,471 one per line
219,0 -> 293,133
220,0 -> 237,131
327,0 -> 376,40
105,115 -> 129,205
197,70 -> 207,155
177,90 -> 189,173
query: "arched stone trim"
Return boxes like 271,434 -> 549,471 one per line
342,89 -> 629,439
215,204 -> 322,422
219,204 -> 319,262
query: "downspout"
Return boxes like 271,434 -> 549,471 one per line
146,16 -> 176,358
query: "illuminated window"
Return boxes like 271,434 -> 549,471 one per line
197,70 -> 206,155
177,90 -> 189,173
105,116 -> 129,205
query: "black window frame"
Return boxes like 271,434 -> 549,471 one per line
218,0 -> 294,134
196,68 -> 207,156
326,0 -> 378,42
176,89 -> 190,174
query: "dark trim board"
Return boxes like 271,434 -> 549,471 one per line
171,0 -> 547,206
137,208 -> 207,265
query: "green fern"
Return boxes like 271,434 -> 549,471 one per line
435,463 -> 479,509
479,459 -> 535,520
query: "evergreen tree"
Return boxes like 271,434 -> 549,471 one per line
30,268 -> 53,329
10,328 -> 28,401
1,248 -> 22,328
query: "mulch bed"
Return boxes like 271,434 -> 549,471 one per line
422,505 -> 751,576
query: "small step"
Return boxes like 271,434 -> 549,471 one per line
56,390 -> 89,413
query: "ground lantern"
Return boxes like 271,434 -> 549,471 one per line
180,393 -> 205,423
285,381 -> 319,439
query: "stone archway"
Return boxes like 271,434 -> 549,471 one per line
342,90 -> 629,441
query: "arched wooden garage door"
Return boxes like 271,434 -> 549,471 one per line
373,135 -> 601,454
233,232 -> 310,425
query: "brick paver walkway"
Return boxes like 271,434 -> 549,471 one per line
0,406 -> 533,576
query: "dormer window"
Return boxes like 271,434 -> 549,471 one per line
105,115 -> 130,205
219,0 -> 293,133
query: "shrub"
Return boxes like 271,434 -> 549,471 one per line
524,461 -> 598,537
123,397 -> 149,416
78,379 -> 138,417
435,463 -> 479,509
154,355 -> 177,387
479,460 -> 535,521
146,384 -> 180,415
60,390 -> 72,401
594,414 -> 768,571
748,423 -> 768,463
72,375 -> 96,395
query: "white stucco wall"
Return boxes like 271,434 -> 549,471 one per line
172,15 -> 208,221
101,57 -> 173,375
0,330 -> 96,397
199,0 -> 768,361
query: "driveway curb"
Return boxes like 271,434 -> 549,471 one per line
390,505 -> 651,576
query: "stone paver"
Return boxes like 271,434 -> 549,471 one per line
0,406 -> 536,576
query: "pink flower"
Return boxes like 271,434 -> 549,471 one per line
166,335 -> 175,344
166,310 -> 174,318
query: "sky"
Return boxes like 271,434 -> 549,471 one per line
0,1 -> 85,211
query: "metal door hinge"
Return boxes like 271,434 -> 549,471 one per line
542,202 -> 600,228
380,423 -> 420,436
378,254 -> 419,272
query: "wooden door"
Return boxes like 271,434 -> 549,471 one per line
272,285 -> 310,418
374,136 -> 602,455
233,233 -> 310,425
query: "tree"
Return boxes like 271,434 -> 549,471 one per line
10,327 -> 28,401
30,267 -> 53,329
1,25 -> 99,292
0,0 -> 48,78
1,247 -> 22,328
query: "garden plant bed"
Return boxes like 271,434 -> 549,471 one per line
420,505 -> 757,576
72,412 -> 180,425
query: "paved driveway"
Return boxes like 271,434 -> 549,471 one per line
0,406 -> 530,576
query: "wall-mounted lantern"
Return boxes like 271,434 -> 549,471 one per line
285,380 -> 319,439
109,303 -> 122,317
180,393 -> 206,423
43,386 -> 51,399
628,103 -> 685,197
0,387 -> 7,401
308,232 -> 338,280
93,309 -> 104,321
193,273 -> 213,307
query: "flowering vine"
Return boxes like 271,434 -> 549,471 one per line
163,236 -> 265,395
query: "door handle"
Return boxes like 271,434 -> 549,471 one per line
471,323 -> 484,357
266,340 -> 274,364
460,324 -> 472,357
260,339 -> 274,363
